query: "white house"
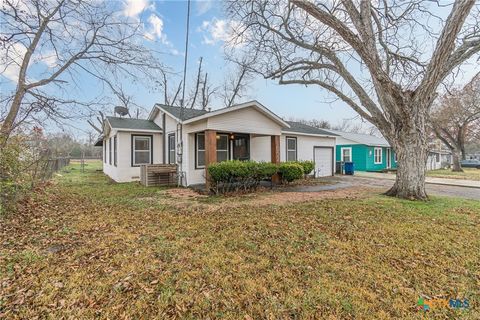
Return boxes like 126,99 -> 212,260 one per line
99,100 -> 338,186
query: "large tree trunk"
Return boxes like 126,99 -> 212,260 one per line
452,148 -> 463,172
385,125 -> 429,200
0,88 -> 26,147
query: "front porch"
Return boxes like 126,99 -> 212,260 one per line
191,130 -> 281,188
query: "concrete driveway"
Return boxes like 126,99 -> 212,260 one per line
284,175 -> 480,200
335,175 -> 480,200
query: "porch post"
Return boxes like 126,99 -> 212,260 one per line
271,135 -> 281,184
205,130 -> 217,190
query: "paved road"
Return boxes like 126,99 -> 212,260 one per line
285,176 -> 480,201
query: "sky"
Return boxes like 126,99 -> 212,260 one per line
121,0 -> 361,124
1,0 -> 478,140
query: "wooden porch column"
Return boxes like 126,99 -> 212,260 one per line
205,130 -> 217,190
271,135 -> 281,184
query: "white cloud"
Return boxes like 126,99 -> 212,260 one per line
0,42 -> 27,82
123,0 -> 152,18
196,0 -> 213,16
143,13 -> 171,46
199,18 -> 245,47
145,14 -> 164,40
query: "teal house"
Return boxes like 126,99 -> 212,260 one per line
325,130 -> 397,171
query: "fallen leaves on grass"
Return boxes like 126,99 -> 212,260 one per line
1,163 -> 479,319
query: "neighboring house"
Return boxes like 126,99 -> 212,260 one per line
323,129 -> 397,172
426,150 -> 452,170
99,100 -> 338,186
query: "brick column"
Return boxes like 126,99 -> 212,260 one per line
205,130 -> 217,190
271,135 -> 281,184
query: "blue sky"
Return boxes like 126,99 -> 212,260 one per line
2,0 -> 477,139
128,0 -> 359,126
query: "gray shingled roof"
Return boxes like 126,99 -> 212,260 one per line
283,121 -> 338,136
324,129 -> 390,147
157,104 -> 209,120
106,116 -> 162,131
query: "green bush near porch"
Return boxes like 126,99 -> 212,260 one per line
278,162 -> 304,182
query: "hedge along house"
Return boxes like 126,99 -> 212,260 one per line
100,100 -> 338,186
323,129 -> 397,172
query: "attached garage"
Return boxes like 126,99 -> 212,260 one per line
281,121 -> 338,176
314,147 -> 334,177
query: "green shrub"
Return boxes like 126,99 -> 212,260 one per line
207,161 -> 280,194
297,160 -> 315,175
255,162 -> 278,180
278,162 -> 304,182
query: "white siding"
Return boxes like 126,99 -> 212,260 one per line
280,134 -> 335,162
250,135 -> 271,162
206,107 -> 283,135
103,130 -> 162,182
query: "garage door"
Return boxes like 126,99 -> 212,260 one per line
314,147 -> 333,177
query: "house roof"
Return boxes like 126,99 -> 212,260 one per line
155,100 -> 290,128
324,129 -> 390,147
155,104 -> 209,121
283,121 -> 338,137
106,116 -> 162,132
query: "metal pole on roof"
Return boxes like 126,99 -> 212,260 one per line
177,0 -> 191,186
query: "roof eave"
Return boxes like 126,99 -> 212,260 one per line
155,104 -> 183,123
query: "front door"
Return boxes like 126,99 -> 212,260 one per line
386,148 -> 391,169
232,134 -> 250,161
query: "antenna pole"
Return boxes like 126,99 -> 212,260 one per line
177,0 -> 191,186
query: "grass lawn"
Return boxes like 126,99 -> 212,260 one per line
427,168 -> 480,181
1,162 -> 479,319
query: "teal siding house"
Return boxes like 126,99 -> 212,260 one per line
325,130 -> 397,171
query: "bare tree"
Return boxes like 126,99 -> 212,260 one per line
190,57 -> 203,109
0,0 -> 163,145
431,73 -> 480,171
227,0 -> 480,199
289,117 -> 331,129
221,60 -> 252,108
201,72 -> 216,110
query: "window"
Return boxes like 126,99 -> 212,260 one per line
394,152 -> 397,162
196,133 -> 205,168
109,137 -> 112,165
104,140 -> 107,163
114,135 -> 117,166
341,147 -> 352,162
286,137 -> 297,161
168,133 -> 175,164
217,134 -> 229,162
374,147 -> 382,164
132,135 -> 152,166
435,153 -> 440,162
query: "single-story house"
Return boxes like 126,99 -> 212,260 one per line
323,129 -> 397,172
426,149 -> 452,170
100,100 -> 338,186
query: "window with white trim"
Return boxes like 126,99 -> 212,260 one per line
109,137 -> 112,165
374,147 -> 382,164
394,151 -> 397,162
196,133 -> 205,168
104,140 -> 107,163
286,137 -> 297,161
216,134 -> 229,162
168,133 -> 175,164
114,135 -> 117,166
341,147 -> 352,162
132,135 -> 152,166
